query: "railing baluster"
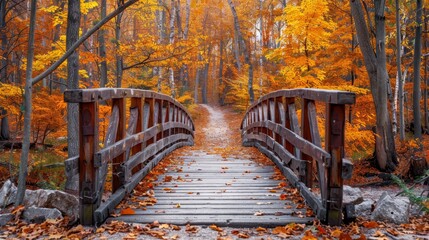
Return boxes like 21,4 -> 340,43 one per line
112,98 -> 126,192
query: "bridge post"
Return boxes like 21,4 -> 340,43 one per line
325,103 -> 346,226
79,101 -> 99,226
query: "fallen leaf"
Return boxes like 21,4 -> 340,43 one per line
121,208 -> 136,215
373,230 -> 385,237
254,211 -> 264,216
256,227 -> 267,233
175,203 -> 181,208
279,194 -> 287,200
331,228 -> 342,238
159,224 -> 170,229
302,230 -> 317,240
363,221 -> 378,228
237,233 -> 250,238
185,224 -> 199,233
209,224 -> 223,232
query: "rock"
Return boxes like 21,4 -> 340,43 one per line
355,199 -> 374,218
0,180 -> 17,208
23,189 -> 79,220
0,180 -> 78,220
372,192 -> 410,224
23,207 -> 62,223
0,213 -> 13,226
343,185 -> 364,205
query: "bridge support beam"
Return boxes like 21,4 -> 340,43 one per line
325,103 -> 345,226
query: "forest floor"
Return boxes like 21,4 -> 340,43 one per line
1,104 -> 428,239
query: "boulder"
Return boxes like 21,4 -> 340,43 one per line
0,180 -> 79,220
23,189 -> 78,220
372,192 -> 410,224
0,180 -> 17,208
355,199 -> 374,218
23,207 -> 62,223
0,213 -> 13,226
343,185 -> 364,205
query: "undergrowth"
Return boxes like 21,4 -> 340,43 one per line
392,170 -> 429,213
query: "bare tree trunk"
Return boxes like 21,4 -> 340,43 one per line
0,0 -> 7,83
115,0 -> 124,88
227,0 -> 242,70
395,0 -> 405,140
99,0 -> 108,87
156,0 -> 166,91
227,0 -> 254,103
413,0 -> 423,139
168,0 -> 176,97
180,0 -> 191,91
16,0 -> 37,206
64,0 -> 81,192
424,9 -> 428,131
218,39 -> 224,105
350,0 -> 397,171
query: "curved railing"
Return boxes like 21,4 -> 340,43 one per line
241,88 -> 355,225
64,88 -> 194,225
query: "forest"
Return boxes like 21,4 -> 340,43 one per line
0,0 -> 429,223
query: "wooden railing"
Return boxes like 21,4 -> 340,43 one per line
240,88 -> 355,226
64,88 -> 194,226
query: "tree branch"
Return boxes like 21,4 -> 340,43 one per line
31,0 -> 139,85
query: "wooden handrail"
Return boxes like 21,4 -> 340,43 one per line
241,88 -> 355,226
64,88 -> 194,226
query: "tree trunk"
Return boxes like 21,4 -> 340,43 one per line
180,0 -> 191,91
227,0 -> 242,71
395,0 -> 405,140
350,0 -> 397,171
228,0 -> 254,103
218,40 -> 224,105
16,0 -> 37,206
168,0 -> 176,97
413,0 -> 423,139
115,0 -> 123,88
0,0 -> 7,83
0,108 -> 9,140
99,0 -> 108,87
64,0 -> 81,192
424,9 -> 428,131
202,62 -> 209,104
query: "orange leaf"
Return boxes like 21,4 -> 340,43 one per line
363,221 -> 378,228
121,208 -> 136,215
279,194 -> 287,200
331,228 -> 342,238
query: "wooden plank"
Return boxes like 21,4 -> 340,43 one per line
130,208 -> 296,215
287,101 -> 301,158
130,97 -> 143,174
301,99 -> 313,187
110,214 -> 313,228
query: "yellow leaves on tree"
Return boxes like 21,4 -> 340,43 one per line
31,89 -> 66,144
267,0 -> 336,88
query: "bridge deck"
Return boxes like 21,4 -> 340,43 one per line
110,106 -> 314,227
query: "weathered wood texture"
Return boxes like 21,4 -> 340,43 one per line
241,88 -> 355,226
110,152 -> 313,227
64,88 -> 195,226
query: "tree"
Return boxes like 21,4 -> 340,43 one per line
16,0 -> 37,206
413,0 -> 423,139
350,0 -> 397,171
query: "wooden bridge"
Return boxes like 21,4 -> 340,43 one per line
63,88 -> 355,227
